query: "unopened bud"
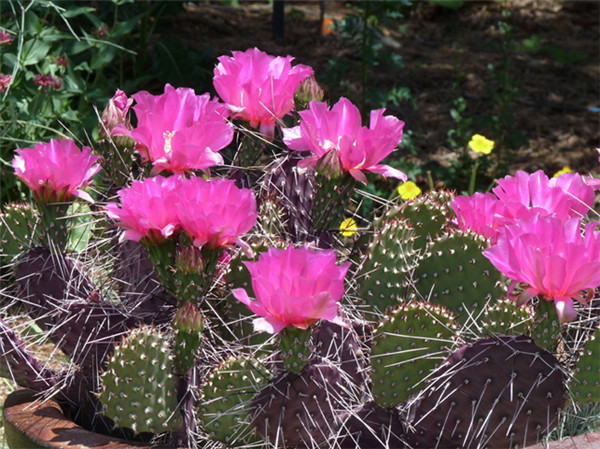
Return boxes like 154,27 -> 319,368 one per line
316,149 -> 343,179
174,301 -> 203,334
100,89 -> 133,139
176,245 -> 206,275
295,75 -> 324,110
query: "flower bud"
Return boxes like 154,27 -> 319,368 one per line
176,245 -> 206,275
295,75 -> 324,110
315,149 -> 343,179
173,301 -> 203,334
100,89 -> 133,139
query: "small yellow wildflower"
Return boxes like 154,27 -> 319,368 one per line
468,134 -> 495,155
553,166 -> 572,177
339,217 -> 358,237
397,180 -> 422,201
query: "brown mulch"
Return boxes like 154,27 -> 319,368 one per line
161,0 -> 600,183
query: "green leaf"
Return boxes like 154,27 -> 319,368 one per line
21,40 -> 51,66
60,6 -> 97,18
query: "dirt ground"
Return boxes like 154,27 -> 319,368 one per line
164,0 -> 600,186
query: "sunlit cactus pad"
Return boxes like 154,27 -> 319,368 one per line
199,356 -> 272,446
370,302 -> 457,408
405,335 -> 565,449
477,298 -> 534,338
357,218 -> 417,314
570,323 -> 600,405
98,325 -> 180,434
411,230 -> 506,321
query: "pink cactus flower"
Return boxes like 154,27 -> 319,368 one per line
105,176 -> 182,245
116,84 -> 233,175
33,73 -> 62,90
213,47 -> 314,138
450,192 -> 511,242
175,177 -> 257,250
492,170 -> 594,221
12,139 -> 100,203
233,245 -> 351,334
483,215 -> 600,322
0,30 -> 14,45
282,97 -> 406,183
0,73 -> 11,93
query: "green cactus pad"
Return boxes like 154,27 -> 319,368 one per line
531,298 -> 562,352
98,325 -> 181,434
312,171 -> 356,231
570,323 -> 600,405
199,356 -> 272,446
411,230 -> 505,324
0,203 -> 40,263
378,191 -> 453,251
356,218 -> 418,316
477,298 -> 535,338
370,302 -> 457,408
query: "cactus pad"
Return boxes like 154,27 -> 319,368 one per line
251,361 -> 350,447
339,401 -> 408,449
570,322 -> 600,405
199,356 -> 272,446
477,298 -> 535,338
370,302 -> 457,408
411,230 -> 505,323
531,298 -> 563,352
98,325 -> 181,434
356,218 -> 418,315
406,335 -> 565,449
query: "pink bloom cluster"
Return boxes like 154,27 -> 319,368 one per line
12,139 -> 101,203
283,97 -> 406,183
0,74 -> 11,93
115,84 -> 233,175
106,176 -> 257,248
451,170 -> 598,322
452,170 -> 595,243
213,47 -> 313,138
0,30 -> 13,45
33,74 -> 62,90
233,245 -> 350,334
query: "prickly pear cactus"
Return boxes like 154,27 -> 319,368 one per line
476,298 -> 534,338
98,325 -> 181,434
410,230 -> 506,323
198,356 -> 272,446
405,335 -> 565,449
531,298 -> 563,352
0,203 -> 40,266
570,322 -> 600,405
370,302 -> 457,408
357,218 -> 418,315
251,361 -> 352,447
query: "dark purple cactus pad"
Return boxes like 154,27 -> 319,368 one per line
338,401 -> 408,449
405,335 -> 565,449
314,320 -> 372,388
251,361 -> 352,447
261,154 -> 315,242
0,316 -> 58,391
15,247 -> 175,374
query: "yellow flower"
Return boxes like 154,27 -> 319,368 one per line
396,180 -> 422,201
468,134 -> 495,155
553,166 -> 572,177
339,217 -> 358,237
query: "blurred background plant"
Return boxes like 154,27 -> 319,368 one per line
0,0 -> 207,207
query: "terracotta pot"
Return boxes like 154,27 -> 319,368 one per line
3,389 -> 600,449
3,389 -> 154,449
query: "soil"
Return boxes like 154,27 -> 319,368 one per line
162,0 -> 600,189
